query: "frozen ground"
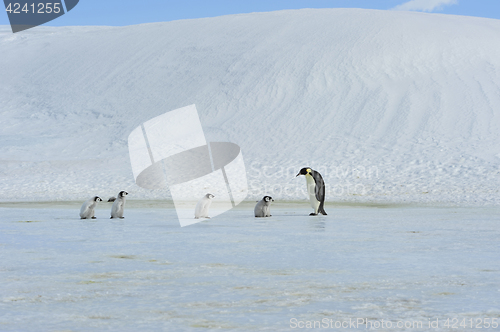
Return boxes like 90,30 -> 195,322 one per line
1,202 -> 499,331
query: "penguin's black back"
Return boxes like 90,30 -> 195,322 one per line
311,169 -> 327,215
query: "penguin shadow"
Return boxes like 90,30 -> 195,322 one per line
253,216 -> 271,224
78,218 -> 98,222
109,217 -> 126,224
308,219 -> 326,231
78,215 -> 112,222
76,216 -> 128,223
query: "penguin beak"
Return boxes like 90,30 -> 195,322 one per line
295,173 -> 300,177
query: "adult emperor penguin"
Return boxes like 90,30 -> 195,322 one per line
296,167 -> 327,216
195,193 -> 214,219
110,191 -> 128,219
79,196 -> 102,219
254,196 -> 274,217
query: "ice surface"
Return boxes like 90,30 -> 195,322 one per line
0,203 -> 499,331
2,9 -> 500,204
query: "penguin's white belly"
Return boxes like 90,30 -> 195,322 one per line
263,205 -> 271,217
254,201 -> 271,217
195,198 -> 212,218
111,200 -> 124,218
306,175 -> 320,213
80,201 -> 96,219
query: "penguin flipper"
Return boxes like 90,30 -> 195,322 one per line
311,170 -> 327,215
311,171 -> 326,203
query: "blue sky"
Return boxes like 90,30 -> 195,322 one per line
1,0 -> 500,27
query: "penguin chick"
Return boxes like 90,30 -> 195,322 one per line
254,196 -> 274,217
296,167 -> 327,216
80,196 -> 102,219
194,193 -> 214,219
110,191 -> 128,219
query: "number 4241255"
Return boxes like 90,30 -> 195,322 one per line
444,318 -> 498,329
5,2 -> 62,14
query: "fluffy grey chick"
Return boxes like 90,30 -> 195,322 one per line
254,196 -> 274,217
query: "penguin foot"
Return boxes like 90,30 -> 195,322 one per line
309,213 -> 318,216
119,217 -> 124,219
91,217 -> 96,219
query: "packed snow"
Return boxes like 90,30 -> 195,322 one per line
2,9 -> 500,205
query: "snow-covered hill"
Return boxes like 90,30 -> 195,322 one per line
1,8 -> 500,204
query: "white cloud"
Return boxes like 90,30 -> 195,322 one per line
392,0 -> 458,12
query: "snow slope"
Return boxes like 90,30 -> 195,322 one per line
1,9 -> 500,204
